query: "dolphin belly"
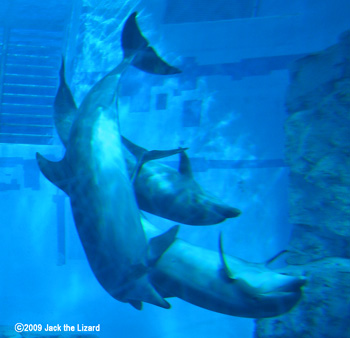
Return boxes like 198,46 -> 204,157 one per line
141,218 -> 305,318
133,160 -> 241,225
36,12 -> 182,309
147,239 -> 257,317
148,239 -> 304,317
42,104 -> 168,308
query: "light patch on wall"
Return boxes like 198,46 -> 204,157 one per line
164,0 -> 256,24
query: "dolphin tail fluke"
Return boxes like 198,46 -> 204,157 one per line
36,152 -> 72,195
122,12 -> 181,75
122,136 -> 188,182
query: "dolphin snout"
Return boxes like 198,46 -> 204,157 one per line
214,204 -> 241,219
279,276 -> 307,292
270,275 -> 307,294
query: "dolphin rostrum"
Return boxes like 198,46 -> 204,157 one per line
142,217 -> 306,318
36,12 -> 181,309
53,42 -> 241,227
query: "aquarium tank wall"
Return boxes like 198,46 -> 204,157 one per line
0,0 -> 349,337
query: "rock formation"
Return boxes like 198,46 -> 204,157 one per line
255,31 -> 350,338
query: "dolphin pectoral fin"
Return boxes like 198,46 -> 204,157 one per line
122,12 -> 181,75
36,152 -> 72,195
152,287 -> 175,299
218,233 -> 236,280
178,151 -> 193,179
53,58 -> 78,147
125,276 -> 171,309
264,250 -> 288,267
144,290 -> 171,309
129,300 -> 143,310
148,225 -> 180,265
219,235 -> 264,297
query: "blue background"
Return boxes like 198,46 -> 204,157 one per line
0,1 -> 349,337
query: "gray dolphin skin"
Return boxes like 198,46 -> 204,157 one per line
123,139 -> 241,225
143,218 -> 306,318
36,12 -> 181,310
53,46 -> 241,227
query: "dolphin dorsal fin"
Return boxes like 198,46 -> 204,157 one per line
53,58 -> 78,147
149,225 -> 180,265
122,12 -> 181,75
218,233 -> 236,280
122,136 -> 188,182
178,151 -> 193,179
36,152 -> 72,195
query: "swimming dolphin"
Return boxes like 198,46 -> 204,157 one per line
123,138 -> 241,225
36,12 -> 181,309
40,12 -> 304,318
143,217 -> 306,318
53,47 -> 241,227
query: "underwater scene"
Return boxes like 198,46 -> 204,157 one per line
0,0 -> 349,337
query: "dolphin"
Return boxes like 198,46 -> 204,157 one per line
53,47 -> 241,227
36,12 -> 181,309
123,138 -> 241,225
143,217 -> 306,318
39,12 -> 304,318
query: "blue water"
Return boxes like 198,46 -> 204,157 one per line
0,1 -> 349,337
